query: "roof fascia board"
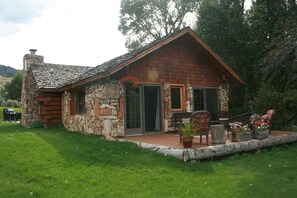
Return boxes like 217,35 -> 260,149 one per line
39,88 -> 59,92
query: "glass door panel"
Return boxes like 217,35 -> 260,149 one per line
144,86 -> 161,132
125,87 -> 142,135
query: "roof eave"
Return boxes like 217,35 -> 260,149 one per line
59,27 -> 244,90
39,88 -> 59,92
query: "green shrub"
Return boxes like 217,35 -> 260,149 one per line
254,86 -> 297,129
255,86 -> 282,113
30,120 -> 43,128
282,89 -> 297,112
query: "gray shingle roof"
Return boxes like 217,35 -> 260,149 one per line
31,28 -> 190,89
31,35 -> 169,89
32,63 -> 91,89
71,31 -> 175,83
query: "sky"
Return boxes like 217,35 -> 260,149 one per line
0,0 -> 127,70
0,0 -> 252,70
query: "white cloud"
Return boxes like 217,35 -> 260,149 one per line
0,0 -> 56,36
0,0 -> 51,22
0,0 -> 127,69
245,0 -> 253,10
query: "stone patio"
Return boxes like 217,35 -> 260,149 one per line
119,131 -> 297,162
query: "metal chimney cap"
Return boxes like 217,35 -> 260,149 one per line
29,49 -> 37,57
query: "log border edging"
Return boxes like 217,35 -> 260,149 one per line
123,134 -> 297,162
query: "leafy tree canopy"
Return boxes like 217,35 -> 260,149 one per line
118,0 -> 198,51
261,19 -> 297,92
1,71 -> 23,101
196,0 -> 248,70
251,0 -> 297,92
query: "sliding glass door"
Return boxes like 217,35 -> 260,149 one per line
193,87 -> 218,121
125,85 -> 162,135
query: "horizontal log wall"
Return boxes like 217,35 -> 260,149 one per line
40,92 -> 62,126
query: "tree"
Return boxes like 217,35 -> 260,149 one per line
253,0 -> 297,92
195,0 -> 247,68
251,0 -> 297,127
261,20 -> 297,92
118,0 -> 198,51
1,71 -> 23,100
195,0 -> 297,115
195,0 -> 254,114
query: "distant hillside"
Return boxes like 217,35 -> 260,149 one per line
0,75 -> 12,91
0,64 -> 18,77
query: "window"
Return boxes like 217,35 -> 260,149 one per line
71,91 -> 86,114
171,85 -> 184,111
193,88 -> 218,120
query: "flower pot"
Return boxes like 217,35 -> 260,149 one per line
232,130 -> 251,142
252,128 -> 269,139
182,138 -> 193,148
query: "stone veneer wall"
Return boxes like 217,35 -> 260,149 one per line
62,82 -> 125,137
62,81 -> 229,136
21,70 -> 42,127
218,82 -> 229,111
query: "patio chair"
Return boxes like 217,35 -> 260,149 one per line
190,111 -> 211,146
261,109 -> 276,132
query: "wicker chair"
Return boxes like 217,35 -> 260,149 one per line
261,109 -> 276,132
190,111 -> 211,146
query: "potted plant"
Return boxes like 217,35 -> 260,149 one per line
179,122 -> 195,148
231,123 -> 252,142
253,122 -> 270,139
119,76 -> 139,87
249,114 -> 262,126
34,97 -> 47,105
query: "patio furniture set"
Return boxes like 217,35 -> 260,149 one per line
2,108 -> 21,122
177,109 -> 276,148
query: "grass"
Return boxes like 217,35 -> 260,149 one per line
0,123 -> 297,197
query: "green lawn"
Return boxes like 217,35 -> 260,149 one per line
1,123 -> 297,197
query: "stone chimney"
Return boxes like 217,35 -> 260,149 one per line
21,49 -> 44,127
23,49 -> 44,71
